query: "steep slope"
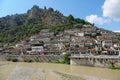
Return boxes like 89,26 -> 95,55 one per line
0,5 -> 67,31
27,5 -> 68,26
0,5 -> 91,43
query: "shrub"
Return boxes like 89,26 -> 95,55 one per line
24,59 -> 33,62
12,58 -> 18,62
109,67 -> 120,70
63,51 -> 71,64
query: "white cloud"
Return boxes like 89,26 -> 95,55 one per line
102,0 -> 120,21
86,15 -> 110,25
86,0 -> 120,25
114,30 -> 120,33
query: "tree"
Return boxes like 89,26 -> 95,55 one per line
63,51 -> 71,64
68,14 -> 74,21
74,23 -> 83,28
67,14 -> 75,25
48,7 -> 54,12
44,6 -> 47,10
39,41 -> 44,46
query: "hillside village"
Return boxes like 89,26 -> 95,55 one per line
1,2 -> 120,80
0,5 -> 120,58
1,24 -> 120,57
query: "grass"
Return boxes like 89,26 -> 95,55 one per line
109,67 -> 120,70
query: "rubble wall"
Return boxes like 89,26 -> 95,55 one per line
70,58 -> 120,67
0,55 -> 64,63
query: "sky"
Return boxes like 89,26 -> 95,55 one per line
0,0 -> 120,32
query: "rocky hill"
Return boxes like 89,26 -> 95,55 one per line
0,5 -> 68,30
0,5 -> 117,43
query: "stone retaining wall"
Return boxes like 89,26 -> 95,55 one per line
70,57 -> 120,67
0,55 -> 64,63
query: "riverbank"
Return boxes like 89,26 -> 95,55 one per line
109,67 -> 120,70
1,55 -> 120,67
0,61 -> 120,80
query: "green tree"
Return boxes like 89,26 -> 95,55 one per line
63,51 -> 71,64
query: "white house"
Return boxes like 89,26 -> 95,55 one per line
102,40 -> 113,47
74,32 -> 84,36
32,46 -> 43,52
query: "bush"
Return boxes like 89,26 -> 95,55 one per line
63,51 -> 71,64
12,58 -> 18,62
7,58 -> 11,61
24,59 -> 33,62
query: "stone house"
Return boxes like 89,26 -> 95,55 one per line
102,40 -> 113,48
30,40 -> 44,54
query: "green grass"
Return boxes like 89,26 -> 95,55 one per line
109,67 -> 120,70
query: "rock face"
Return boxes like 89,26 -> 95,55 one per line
0,5 -> 67,30
27,5 -> 67,26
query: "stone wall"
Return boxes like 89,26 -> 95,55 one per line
70,57 -> 120,67
0,55 -> 6,61
0,55 -> 64,63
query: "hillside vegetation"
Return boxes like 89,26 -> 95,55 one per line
0,5 -> 91,43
